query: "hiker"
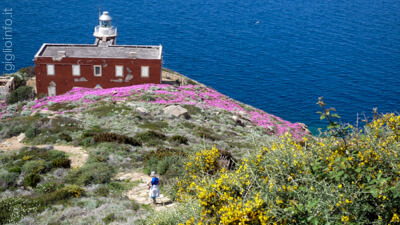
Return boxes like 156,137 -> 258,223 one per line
147,171 -> 160,204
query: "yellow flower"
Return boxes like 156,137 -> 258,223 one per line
338,184 -> 343,189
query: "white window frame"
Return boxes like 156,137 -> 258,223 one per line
48,81 -> 56,96
94,65 -> 102,77
141,66 -> 149,78
72,65 -> 80,76
115,65 -> 124,77
47,64 -> 55,76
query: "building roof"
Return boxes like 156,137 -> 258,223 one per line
35,43 -> 162,60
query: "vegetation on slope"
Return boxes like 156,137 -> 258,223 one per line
1,68 -> 398,225
158,106 -> 400,224
1,68 -> 304,224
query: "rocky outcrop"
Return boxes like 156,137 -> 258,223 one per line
163,105 -> 189,119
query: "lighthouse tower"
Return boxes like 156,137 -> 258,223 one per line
93,11 -> 118,45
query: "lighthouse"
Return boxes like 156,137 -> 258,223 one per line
34,10 -> 163,97
93,11 -> 118,45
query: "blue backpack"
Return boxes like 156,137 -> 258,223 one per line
151,177 -> 159,185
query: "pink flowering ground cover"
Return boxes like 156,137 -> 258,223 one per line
0,84 -> 308,140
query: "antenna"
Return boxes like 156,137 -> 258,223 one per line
98,5 -> 101,18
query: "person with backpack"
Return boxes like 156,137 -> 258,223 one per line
147,171 -> 160,204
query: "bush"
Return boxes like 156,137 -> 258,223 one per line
0,197 -> 39,224
18,66 -> 35,77
0,169 -> 19,189
23,173 -> 41,188
22,160 -> 50,174
8,166 -> 21,174
195,126 -> 219,141
144,148 -> 185,177
102,213 -> 116,224
169,135 -> 189,145
6,86 -> 34,105
58,133 -> 72,142
38,185 -> 84,203
0,185 -> 84,224
95,185 -> 110,196
25,126 -> 40,138
176,113 -> 400,224
139,121 -> 169,130
182,104 -> 203,115
65,162 -> 114,185
131,200 -> 140,211
135,130 -> 166,146
51,158 -> 71,168
94,132 -> 141,146
11,74 -> 26,89
36,181 -> 58,193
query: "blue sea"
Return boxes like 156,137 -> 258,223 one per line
1,0 -> 400,133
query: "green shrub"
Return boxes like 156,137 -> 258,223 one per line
36,181 -> 58,193
102,213 -> 116,224
38,93 -> 47,99
135,130 -> 166,146
35,185 -> 85,205
58,133 -> 72,142
48,102 -> 75,111
169,135 -> 189,145
11,74 -> 26,89
65,162 -> 114,185
194,126 -> 219,141
94,132 -> 141,146
8,166 -> 21,174
182,104 -> 202,115
18,66 -> 34,77
23,173 -> 41,188
95,185 -> 110,196
139,120 -> 169,130
140,94 -> 156,102
22,160 -> 50,174
6,86 -> 34,105
81,126 -> 107,138
0,197 -> 39,224
89,104 -> 131,117
0,169 -> 19,189
25,126 -> 40,138
131,200 -> 140,211
0,185 -> 84,224
143,148 -> 185,177
51,158 -> 71,168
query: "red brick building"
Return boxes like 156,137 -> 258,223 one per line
34,11 -> 162,96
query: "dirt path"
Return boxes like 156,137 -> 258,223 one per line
114,171 -> 175,210
0,133 -> 88,168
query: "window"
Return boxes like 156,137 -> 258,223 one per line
94,65 -> 102,76
72,65 -> 80,76
115,65 -> 124,77
48,81 -> 56,96
141,66 -> 149,78
47,64 -> 55,76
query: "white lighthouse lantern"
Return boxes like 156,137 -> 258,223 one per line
94,11 -> 118,44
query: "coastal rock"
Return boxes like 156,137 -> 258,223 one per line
237,110 -> 252,121
17,133 -> 26,142
232,115 -> 244,126
42,145 -> 54,150
136,107 -> 149,115
297,123 -> 311,135
163,105 -> 189,119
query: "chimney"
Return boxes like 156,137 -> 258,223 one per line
58,51 -> 66,58
129,52 -> 137,58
